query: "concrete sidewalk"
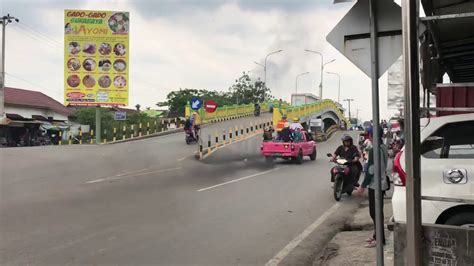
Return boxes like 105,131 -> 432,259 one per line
314,199 -> 394,266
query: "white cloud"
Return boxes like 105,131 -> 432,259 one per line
3,0 -> 398,120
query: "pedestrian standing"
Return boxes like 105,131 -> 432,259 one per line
357,127 -> 388,248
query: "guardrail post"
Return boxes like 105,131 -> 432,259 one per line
68,135 -> 72,145
58,131 -> 62,146
79,128 -> 83,145
122,125 -> 126,140
147,122 -> 150,135
113,127 -> 117,142
222,129 -> 226,143
90,129 -> 94,144
139,123 -> 142,137
131,125 -> 135,138
103,129 -> 107,144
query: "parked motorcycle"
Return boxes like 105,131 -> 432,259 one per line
327,153 -> 354,201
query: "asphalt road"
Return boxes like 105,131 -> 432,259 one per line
0,117 -> 361,265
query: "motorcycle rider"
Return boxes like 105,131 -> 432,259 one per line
332,135 -> 361,186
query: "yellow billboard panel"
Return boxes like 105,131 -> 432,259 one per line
64,10 -> 129,106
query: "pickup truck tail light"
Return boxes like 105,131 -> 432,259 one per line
393,151 -> 406,186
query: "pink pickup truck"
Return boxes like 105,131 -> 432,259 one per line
261,131 -> 317,164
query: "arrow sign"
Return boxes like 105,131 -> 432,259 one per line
190,97 -> 203,110
205,100 -> 217,113
326,0 -> 402,78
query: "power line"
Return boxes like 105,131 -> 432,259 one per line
11,26 -> 58,49
5,72 -> 62,97
17,21 -> 61,46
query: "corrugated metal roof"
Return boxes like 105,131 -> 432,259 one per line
421,0 -> 474,83
5,87 -> 73,117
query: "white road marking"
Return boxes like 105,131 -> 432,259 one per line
85,167 -> 182,184
85,178 -> 105,184
177,156 -> 187,162
116,168 -> 149,177
265,203 -> 341,266
197,168 -> 279,192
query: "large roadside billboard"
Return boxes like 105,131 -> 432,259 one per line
64,10 -> 129,106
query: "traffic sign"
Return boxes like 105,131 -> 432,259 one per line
204,100 -> 217,113
190,97 -> 203,110
326,0 -> 402,78
114,111 -> 127,121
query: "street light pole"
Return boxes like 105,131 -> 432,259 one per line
304,49 -> 323,99
263,50 -> 283,101
343,98 -> 354,121
326,71 -> 341,103
0,14 -> 19,123
295,72 -> 310,95
304,49 -> 336,100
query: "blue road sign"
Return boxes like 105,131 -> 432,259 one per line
190,97 -> 203,110
114,111 -> 127,121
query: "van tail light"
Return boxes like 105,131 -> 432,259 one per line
393,151 -> 406,186
291,144 -> 295,151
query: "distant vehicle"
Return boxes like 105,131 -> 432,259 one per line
391,114 -> 474,227
261,131 -> 316,164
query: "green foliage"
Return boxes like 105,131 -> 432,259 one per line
158,71 -> 274,116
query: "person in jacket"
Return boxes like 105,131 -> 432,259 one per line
278,122 -> 292,142
332,134 -> 361,185
357,128 -> 389,248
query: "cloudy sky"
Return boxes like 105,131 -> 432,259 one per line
2,0 -> 402,121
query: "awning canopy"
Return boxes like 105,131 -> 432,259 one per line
421,0 -> 474,89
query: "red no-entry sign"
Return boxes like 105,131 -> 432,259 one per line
204,100 -> 217,113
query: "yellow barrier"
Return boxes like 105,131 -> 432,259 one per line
272,99 -> 350,128
184,100 -> 278,123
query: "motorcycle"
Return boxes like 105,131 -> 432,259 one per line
185,126 -> 200,144
327,153 -> 355,201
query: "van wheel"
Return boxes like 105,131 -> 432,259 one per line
309,148 -> 317,161
444,212 -> 474,227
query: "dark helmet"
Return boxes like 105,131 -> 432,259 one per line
341,134 -> 353,142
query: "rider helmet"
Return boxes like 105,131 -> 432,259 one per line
341,134 -> 353,145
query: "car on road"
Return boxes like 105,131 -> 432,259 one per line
391,114 -> 474,227
261,131 -> 316,164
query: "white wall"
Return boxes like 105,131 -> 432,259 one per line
5,105 -> 69,121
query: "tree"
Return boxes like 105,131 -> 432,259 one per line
72,108 -> 115,130
230,72 -> 273,104
157,71 -> 273,117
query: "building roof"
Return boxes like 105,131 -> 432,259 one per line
5,87 -> 73,117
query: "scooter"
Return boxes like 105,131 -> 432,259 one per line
185,126 -> 200,144
327,153 -> 354,201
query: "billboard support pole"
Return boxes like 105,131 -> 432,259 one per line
95,106 -> 101,144
368,0 -> 384,264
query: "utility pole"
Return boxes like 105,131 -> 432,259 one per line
0,14 -> 19,123
343,98 -> 354,120
356,108 -> 361,124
